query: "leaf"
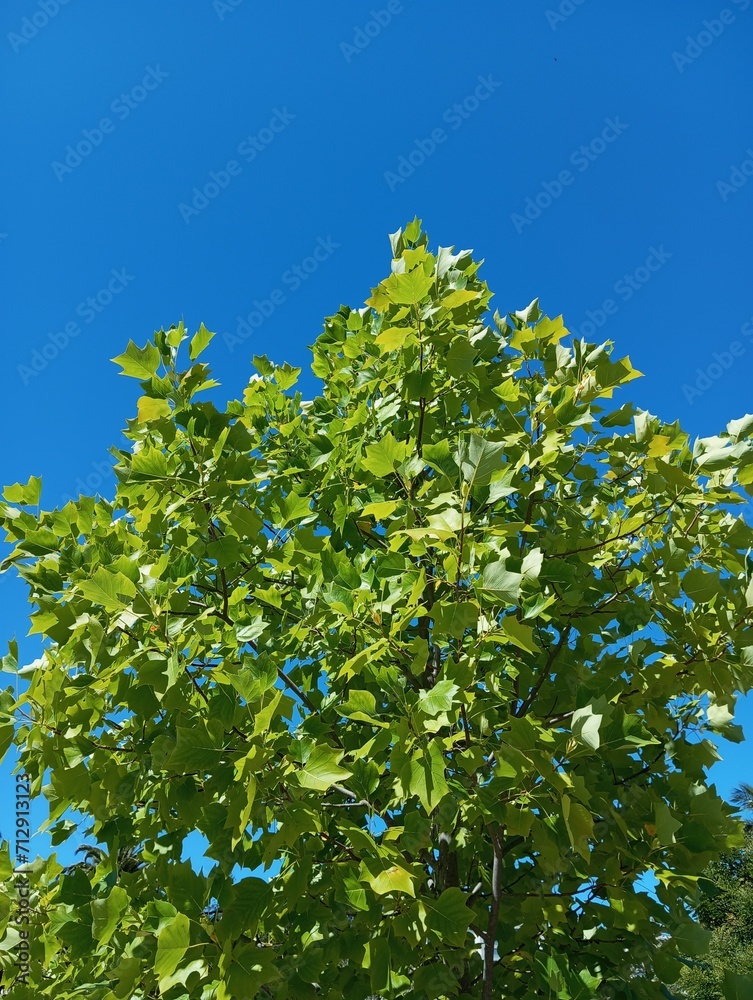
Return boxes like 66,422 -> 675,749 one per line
480,558 -> 522,603
361,500 -> 399,520
562,795 -> 593,861
442,288 -> 479,310
112,340 -> 161,379
0,723 -> 15,764
137,396 -> 171,423
402,742 -> 449,814
722,971 -> 753,1000
414,963 -> 460,999
423,887 -> 475,946
189,323 -> 215,361
431,600 -> 479,639
91,886 -> 128,945
683,567 -> 720,604
500,616 -> 538,654
654,802 -> 682,846
384,268 -> 434,305
77,568 -> 137,612
226,757 -> 258,848
220,878 -> 271,939
365,864 -> 415,897
571,703 -> 605,750
338,690 -> 388,728
362,433 -> 407,478
727,413 -> 753,442
3,475 -> 42,506
298,746 -> 353,792
154,913 -> 191,984
457,434 -> 506,489
168,724 -> 224,771
225,943 -> 279,997
418,680 -> 459,718
374,327 -> 412,353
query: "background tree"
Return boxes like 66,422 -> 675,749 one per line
1,221 -> 753,999
673,787 -> 753,1000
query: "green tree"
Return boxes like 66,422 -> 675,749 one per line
1,220 -> 753,999
673,788 -> 753,1000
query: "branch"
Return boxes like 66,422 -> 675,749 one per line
547,497 -> 682,559
275,665 -> 320,718
482,824 -> 503,1000
513,625 -> 571,718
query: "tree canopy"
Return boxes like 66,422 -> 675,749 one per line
2,220 -> 753,998
673,787 -> 753,1000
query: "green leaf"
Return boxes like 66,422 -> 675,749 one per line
500,616 -> 538,654
562,794 -> 593,861
413,962 -> 460,999
364,864 -> 415,897
3,475 -> 42,505
480,558 -> 522,603
457,434 -> 506,489
77,568 -> 137,611
423,887 -> 475,947
297,746 -> 352,792
654,802 -> 682,846
402,742 -> 449,814
137,396 -> 171,423
225,942 -> 279,997
91,886 -> 128,945
722,971 -> 753,1000
442,288 -> 479,310
362,432 -> 407,478
188,322 -> 215,361
220,877 -> 271,939
727,413 -> 753,442
683,567 -> 721,604
374,327 -> 412,353
384,267 -> 434,305
571,702 -> 605,750
431,600 -> 478,639
154,912 -> 190,984
112,339 -> 161,379
338,690 -> 388,727
167,724 -> 224,771
418,679 -> 459,718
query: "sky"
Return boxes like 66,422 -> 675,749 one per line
1,0 -> 752,868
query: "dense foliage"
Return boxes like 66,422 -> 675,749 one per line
2,221 -> 753,998
674,788 -> 753,1000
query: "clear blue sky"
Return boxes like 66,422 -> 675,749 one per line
1,1 -> 753,864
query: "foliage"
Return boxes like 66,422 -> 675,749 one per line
1,221 -> 753,998
673,791 -> 753,1000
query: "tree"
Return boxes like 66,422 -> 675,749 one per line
1,219 -> 753,998
673,787 -> 753,1000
